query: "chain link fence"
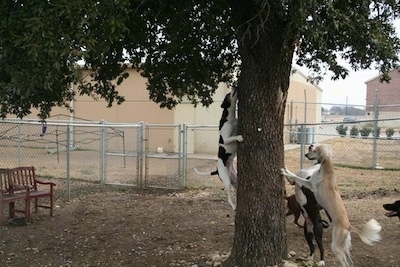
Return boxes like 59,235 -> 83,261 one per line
0,119 -> 145,199
283,117 -> 400,171
1,115 -> 400,198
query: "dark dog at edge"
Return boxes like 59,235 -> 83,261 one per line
383,200 -> 400,219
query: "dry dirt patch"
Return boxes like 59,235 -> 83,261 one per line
1,167 -> 400,267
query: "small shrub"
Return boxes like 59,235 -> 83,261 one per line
360,126 -> 371,138
336,124 -> 348,136
372,126 -> 381,137
350,126 -> 359,137
385,128 -> 395,139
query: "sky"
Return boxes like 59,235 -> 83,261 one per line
298,19 -> 400,109
298,65 -> 379,108
318,69 -> 377,108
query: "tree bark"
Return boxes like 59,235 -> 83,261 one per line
225,2 -> 295,266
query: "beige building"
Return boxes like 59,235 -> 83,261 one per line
46,66 -> 321,125
286,67 -> 322,124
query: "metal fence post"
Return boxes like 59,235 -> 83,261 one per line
18,122 -> 22,166
181,123 -> 187,187
178,124 -> 183,187
66,125 -> 71,201
299,124 -> 305,169
99,120 -> 106,183
372,89 -> 379,168
138,122 -> 144,189
143,122 -> 149,188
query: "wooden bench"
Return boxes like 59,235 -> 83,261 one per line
0,166 -> 56,223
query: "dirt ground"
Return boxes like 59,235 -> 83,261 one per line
1,169 -> 400,267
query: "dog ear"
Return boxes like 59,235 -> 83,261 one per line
221,94 -> 231,108
308,144 -> 316,152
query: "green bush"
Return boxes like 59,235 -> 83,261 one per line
336,124 -> 348,136
350,126 -> 359,137
385,128 -> 395,138
360,126 -> 371,137
372,126 -> 381,137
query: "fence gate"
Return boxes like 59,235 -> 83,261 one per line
103,122 -> 143,186
143,123 -> 185,189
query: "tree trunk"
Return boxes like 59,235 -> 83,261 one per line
225,2 -> 295,266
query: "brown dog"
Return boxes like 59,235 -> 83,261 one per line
286,194 -> 332,228
285,194 -> 303,227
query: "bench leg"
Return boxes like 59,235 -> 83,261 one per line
35,198 -> 38,213
25,198 -> 31,220
50,195 -> 54,216
7,200 -> 31,221
9,202 -> 15,218
0,197 -> 3,225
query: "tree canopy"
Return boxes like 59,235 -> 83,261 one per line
1,0 -> 400,266
1,0 -> 399,119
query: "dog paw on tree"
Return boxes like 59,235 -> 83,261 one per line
1,1 -> 400,266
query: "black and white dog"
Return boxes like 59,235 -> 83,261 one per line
383,200 -> 400,220
195,88 -> 243,210
300,186 -> 331,266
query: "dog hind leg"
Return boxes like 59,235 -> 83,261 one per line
217,160 -> 236,210
313,220 -> 325,266
331,227 -> 353,267
304,218 -> 315,261
293,209 -> 302,228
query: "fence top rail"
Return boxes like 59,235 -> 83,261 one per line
187,125 -> 218,129
285,117 -> 400,127
0,119 -> 142,128
145,123 -> 180,127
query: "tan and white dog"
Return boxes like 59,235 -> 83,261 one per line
194,88 -> 243,210
281,144 -> 381,267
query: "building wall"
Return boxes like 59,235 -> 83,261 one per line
75,70 -> 175,123
174,83 -> 229,153
24,67 -> 321,125
366,69 -> 400,113
35,69 -> 174,124
283,68 -> 322,144
287,69 -> 322,124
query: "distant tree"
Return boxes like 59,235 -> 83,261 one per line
330,106 -> 344,115
1,1 -> 400,266
346,106 -> 366,116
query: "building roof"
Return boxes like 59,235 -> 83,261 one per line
291,65 -> 323,93
364,69 -> 400,84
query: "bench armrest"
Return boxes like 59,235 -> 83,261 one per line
35,180 -> 56,187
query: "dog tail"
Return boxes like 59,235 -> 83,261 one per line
354,219 -> 382,246
194,168 -> 218,176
